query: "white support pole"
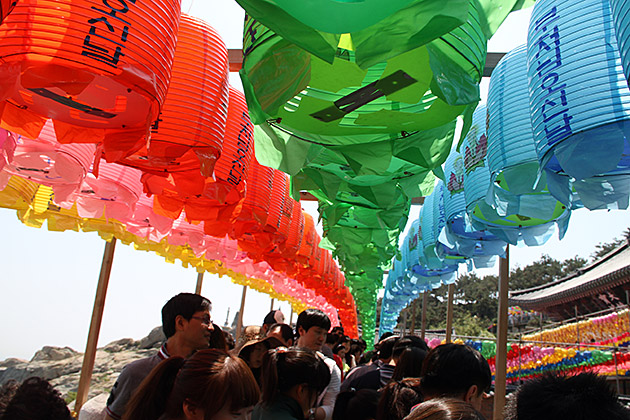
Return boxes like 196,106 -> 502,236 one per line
493,246 -> 510,420
75,238 -> 117,414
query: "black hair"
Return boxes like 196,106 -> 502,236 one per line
333,344 -> 346,355
392,347 -> 427,381
161,293 -> 211,338
268,323 -> 295,345
260,347 -> 331,406
333,389 -> 379,420
331,326 -> 345,335
296,309 -> 331,337
392,336 -> 429,360
263,310 -> 281,326
380,332 -> 395,341
504,372 -> 630,420
326,331 -> 340,345
375,378 -> 423,420
420,344 -> 491,399
376,336 -> 399,360
0,377 -> 72,420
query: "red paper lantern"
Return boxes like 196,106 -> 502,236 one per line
0,0 -> 181,160
0,0 -> 17,24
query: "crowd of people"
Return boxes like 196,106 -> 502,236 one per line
1,292 -> 629,420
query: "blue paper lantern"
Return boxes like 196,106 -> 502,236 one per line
485,45 -> 571,245
528,0 -> 630,210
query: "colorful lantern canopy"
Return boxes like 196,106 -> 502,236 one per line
119,14 -> 229,174
0,0 -> 181,160
527,0 -> 630,210
484,45 -> 571,245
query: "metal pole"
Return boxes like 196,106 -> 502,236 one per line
270,298 -> 275,312
75,238 -> 117,413
410,299 -> 417,335
446,284 -> 455,343
235,285 -> 247,342
290,306 -> 294,326
421,292 -> 428,340
493,246 -> 509,420
195,272 -> 204,295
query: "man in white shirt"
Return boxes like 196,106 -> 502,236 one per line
295,309 -> 341,420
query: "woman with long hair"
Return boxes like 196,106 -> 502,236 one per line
376,378 -> 423,420
253,347 -> 331,420
123,349 -> 260,420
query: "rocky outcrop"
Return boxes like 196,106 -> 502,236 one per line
0,326 -> 165,405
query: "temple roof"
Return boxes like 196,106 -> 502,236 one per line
509,241 -> 630,314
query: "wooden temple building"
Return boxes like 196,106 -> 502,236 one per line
510,240 -> 630,320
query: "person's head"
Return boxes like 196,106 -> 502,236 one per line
333,344 -> 347,359
208,324 -> 227,352
267,323 -> 294,347
239,336 -> 284,370
237,325 -> 262,350
161,293 -> 213,351
332,389 -> 379,420
262,310 -> 285,335
124,349 -> 260,420
223,331 -> 236,350
260,347 -> 331,418
331,326 -> 345,336
325,331 -> 338,348
346,342 -> 363,365
0,377 -> 72,420
375,378 -> 423,420
420,344 -> 491,411
392,347 -> 427,381
404,398 -> 485,420
337,335 -> 351,352
392,336 -> 429,363
296,309 -> 331,351
376,336 -> 399,363
504,372 -> 630,420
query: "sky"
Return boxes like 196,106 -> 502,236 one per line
1,4 -> 629,362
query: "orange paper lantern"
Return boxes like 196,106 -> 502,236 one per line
227,159 -> 273,239
146,86 -> 254,225
119,14 -> 229,174
0,0 -> 181,160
